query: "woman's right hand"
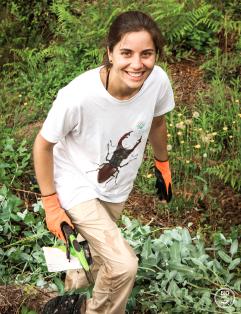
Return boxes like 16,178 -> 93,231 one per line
41,193 -> 74,242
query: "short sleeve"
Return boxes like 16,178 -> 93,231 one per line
40,88 -> 81,143
154,72 -> 175,117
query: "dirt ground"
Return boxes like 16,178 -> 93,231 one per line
1,60 -> 240,314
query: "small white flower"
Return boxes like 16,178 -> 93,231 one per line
223,126 -> 228,131
167,144 -> 172,151
176,122 -> 185,129
203,153 -> 207,158
194,144 -> 201,149
185,119 -> 192,125
177,131 -> 182,136
192,111 -> 200,118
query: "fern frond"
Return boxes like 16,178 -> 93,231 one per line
206,159 -> 241,191
149,1 -> 216,43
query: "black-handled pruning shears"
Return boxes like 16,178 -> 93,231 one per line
61,222 -> 94,285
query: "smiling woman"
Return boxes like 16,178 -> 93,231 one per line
103,30 -> 156,100
33,10 -> 175,314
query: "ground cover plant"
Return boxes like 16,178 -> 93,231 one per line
0,0 -> 240,313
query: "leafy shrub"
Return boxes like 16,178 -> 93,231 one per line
201,48 -> 241,85
148,0 -> 219,57
0,186 -> 55,285
206,159 -> 241,192
0,137 -> 31,188
123,216 -> 241,313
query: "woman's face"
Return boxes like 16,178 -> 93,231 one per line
107,30 -> 156,94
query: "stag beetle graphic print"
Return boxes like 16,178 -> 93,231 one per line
87,131 -> 142,185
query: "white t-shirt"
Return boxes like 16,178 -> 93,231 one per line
41,65 -> 175,209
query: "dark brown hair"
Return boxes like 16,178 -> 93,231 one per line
102,11 -> 164,68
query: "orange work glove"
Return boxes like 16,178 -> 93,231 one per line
41,193 -> 74,242
154,158 -> 172,202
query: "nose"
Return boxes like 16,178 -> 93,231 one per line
131,54 -> 143,69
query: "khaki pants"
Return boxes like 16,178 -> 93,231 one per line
65,199 -> 138,314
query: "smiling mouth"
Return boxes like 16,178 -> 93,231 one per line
125,71 -> 145,80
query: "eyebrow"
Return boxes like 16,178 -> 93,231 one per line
120,48 -> 155,52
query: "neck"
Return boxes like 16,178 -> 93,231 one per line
106,67 -> 141,100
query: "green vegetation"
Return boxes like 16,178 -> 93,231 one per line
0,0 -> 240,313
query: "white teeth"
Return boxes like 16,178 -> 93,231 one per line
127,72 -> 143,77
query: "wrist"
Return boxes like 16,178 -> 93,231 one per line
154,156 -> 168,163
41,193 -> 62,212
155,158 -> 170,173
41,192 -> 57,197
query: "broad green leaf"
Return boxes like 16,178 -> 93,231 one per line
230,239 -> 238,256
217,250 -> 232,263
181,228 -> 192,244
228,258 -> 240,270
53,277 -> 65,294
165,228 -> 182,241
141,237 -> 152,260
234,278 -> 241,291
170,242 -> 181,263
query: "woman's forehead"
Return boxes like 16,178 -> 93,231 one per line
117,31 -> 155,50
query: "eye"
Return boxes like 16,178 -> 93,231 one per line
142,51 -> 154,58
121,51 -> 131,57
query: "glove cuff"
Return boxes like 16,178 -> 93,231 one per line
41,193 -> 61,213
155,159 -> 170,173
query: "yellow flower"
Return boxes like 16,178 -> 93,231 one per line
177,131 -> 182,136
198,128 -> 203,131
186,160 -> 190,164
169,123 -> 173,127
210,139 -> 214,143
167,133 -> 171,138
238,114 -> 241,118
229,135 -> 233,139
178,113 -> 182,117
146,174 -> 153,178
223,126 -> 228,131
194,144 -> 201,149
180,140 -> 184,144
235,99 -> 239,103
232,121 -> 236,124
212,132 -> 217,136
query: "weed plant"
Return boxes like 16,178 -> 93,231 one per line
135,76 -> 241,209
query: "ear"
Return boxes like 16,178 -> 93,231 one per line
107,47 -> 113,62
155,52 -> 159,62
